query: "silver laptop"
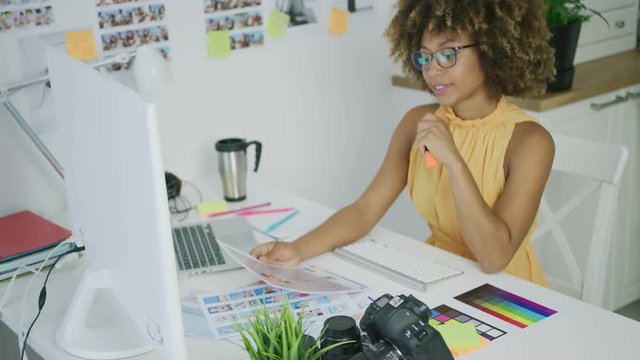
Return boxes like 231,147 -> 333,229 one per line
171,217 -> 258,274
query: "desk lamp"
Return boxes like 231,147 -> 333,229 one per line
0,45 -> 172,180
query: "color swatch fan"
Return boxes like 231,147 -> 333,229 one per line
454,283 -> 557,328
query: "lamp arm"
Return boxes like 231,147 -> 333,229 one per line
1,74 -> 50,95
1,98 -> 65,180
1,50 -> 136,95
0,50 -> 137,181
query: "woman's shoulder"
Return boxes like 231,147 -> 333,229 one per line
512,121 -> 553,145
400,103 -> 439,125
508,121 -> 555,164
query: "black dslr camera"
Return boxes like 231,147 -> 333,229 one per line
321,294 -> 453,360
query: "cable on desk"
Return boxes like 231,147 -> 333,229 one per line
169,180 -> 203,222
19,245 -> 85,360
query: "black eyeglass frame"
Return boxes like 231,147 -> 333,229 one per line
410,44 -> 478,71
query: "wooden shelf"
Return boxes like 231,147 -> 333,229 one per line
391,49 -> 640,112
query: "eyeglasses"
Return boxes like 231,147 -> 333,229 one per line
410,44 -> 478,71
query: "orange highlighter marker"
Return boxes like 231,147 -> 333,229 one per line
424,148 -> 439,169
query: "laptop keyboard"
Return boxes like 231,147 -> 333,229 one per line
172,223 -> 226,271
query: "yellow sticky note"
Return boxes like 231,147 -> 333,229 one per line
435,322 -> 483,349
265,10 -> 290,39
329,7 -> 349,35
207,31 -> 231,59
450,336 -> 490,357
197,200 -> 229,217
65,29 -> 98,61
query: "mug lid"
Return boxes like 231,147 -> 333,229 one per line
215,138 -> 245,152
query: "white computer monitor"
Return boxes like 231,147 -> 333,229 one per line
47,48 -> 187,359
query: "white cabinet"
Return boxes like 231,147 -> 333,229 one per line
576,0 -> 639,64
534,84 -> 640,310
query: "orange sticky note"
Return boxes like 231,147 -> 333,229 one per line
65,29 -> 98,61
329,7 -> 349,35
207,30 -> 231,59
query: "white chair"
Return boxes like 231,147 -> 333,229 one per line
532,133 -> 628,309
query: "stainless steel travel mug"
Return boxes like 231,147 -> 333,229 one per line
215,138 -> 262,201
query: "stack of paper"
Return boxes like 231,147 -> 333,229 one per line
182,242 -> 371,340
0,211 -> 73,280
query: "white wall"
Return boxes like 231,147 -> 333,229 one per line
0,0 -> 91,225
0,0 -> 430,241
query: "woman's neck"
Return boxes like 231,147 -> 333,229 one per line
452,93 -> 500,120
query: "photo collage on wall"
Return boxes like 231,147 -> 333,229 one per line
0,0 -> 54,33
95,0 -> 169,70
274,0 -> 318,28
203,0 -> 264,52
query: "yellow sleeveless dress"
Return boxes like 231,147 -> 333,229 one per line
407,98 -> 548,287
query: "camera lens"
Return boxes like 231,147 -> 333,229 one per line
321,315 -> 362,360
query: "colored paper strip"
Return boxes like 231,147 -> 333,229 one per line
265,10 -> 290,39
454,284 -> 557,328
65,29 -> 98,61
207,30 -> 231,59
476,300 -> 534,326
451,336 -> 491,357
329,7 -> 348,35
435,322 -> 482,348
430,304 -> 503,357
455,284 -> 557,323
197,199 -> 229,217
492,286 -> 558,317
472,302 -> 527,328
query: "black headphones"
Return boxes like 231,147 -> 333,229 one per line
164,171 -> 182,200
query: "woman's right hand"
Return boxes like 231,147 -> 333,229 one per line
249,241 -> 302,266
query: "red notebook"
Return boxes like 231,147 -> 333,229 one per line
0,210 -> 72,263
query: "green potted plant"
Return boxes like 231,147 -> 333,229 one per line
544,0 -> 609,92
235,302 -> 353,360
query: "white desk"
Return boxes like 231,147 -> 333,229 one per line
1,178 -> 639,359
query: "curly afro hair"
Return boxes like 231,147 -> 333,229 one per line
385,0 -> 555,97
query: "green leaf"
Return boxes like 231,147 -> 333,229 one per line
544,0 -> 608,28
234,297 -> 358,360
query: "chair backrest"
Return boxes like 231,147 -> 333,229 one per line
532,133 -> 628,309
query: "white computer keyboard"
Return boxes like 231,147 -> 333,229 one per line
334,238 -> 463,291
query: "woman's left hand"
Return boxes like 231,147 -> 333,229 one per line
415,113 -> 462,167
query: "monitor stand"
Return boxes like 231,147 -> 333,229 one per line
55,268 -> 154,359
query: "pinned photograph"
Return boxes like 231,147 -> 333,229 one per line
275,0 -> 317,27
1,0 -> 50,5
203,0 -> 262,14
202,0 -> 263,56
96,0 -> 151,7
0,10 -> 13,32
100,25 -> 168,53
230,30 -> 263,50
98,4 -> 165,29
94,0 -> 170,72
205,10 -> 262,32
2,5 -> 53,31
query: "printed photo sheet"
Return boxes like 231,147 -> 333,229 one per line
220,241 -> 367,293
198,281 -> 371,339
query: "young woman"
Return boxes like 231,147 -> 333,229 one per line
251,0 -> 556,286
